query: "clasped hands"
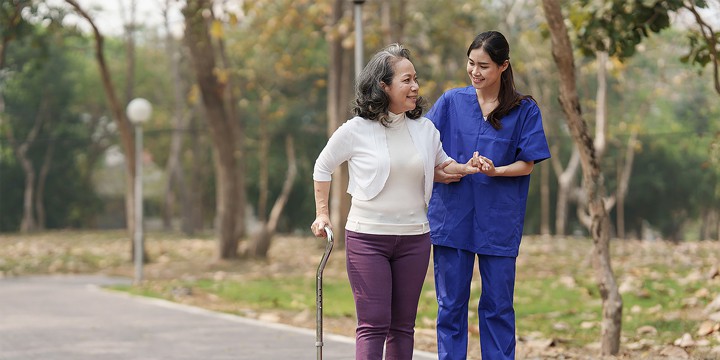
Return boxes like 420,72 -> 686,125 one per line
435,151 -> 495,184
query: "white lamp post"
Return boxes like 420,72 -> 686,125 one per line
126,97 -> 152,284
353,0 -> 366,78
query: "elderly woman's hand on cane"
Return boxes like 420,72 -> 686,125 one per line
311,214 -> 331,238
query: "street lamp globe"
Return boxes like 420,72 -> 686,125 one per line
126,97 -> 152,284
126,98 -> 152,124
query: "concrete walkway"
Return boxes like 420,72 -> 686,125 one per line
0,275 -> 436,359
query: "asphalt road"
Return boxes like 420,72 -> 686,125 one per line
0,275 -> 436,360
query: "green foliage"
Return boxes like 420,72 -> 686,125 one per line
574,0 -> 687,59
1,1 -> 36,48
603,29 -> 720,240
230,0 -> 331,230
0,24 -> 102,231
625,134 -> 717,240
680,30 -> 717,68
0,161 -> 24,229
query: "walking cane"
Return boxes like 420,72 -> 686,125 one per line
316,226 -> 334,360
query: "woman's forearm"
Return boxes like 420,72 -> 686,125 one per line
314,181 -> 331,216
493,160 -> 534,177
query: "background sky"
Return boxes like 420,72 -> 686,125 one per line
48,0 -> 186,37
46,0 -> 720,39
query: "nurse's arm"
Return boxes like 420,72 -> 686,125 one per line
481,158 -> 534,177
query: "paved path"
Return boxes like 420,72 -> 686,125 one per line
0,275 -> 436,359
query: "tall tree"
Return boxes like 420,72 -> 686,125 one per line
5,96 -> 45,232
160,0 -> 194,235
209,5 -> 247,241
2,2 -> 65,232
574,52 -> 639,233
540,0 -> 622,354
2,18 -> 103,232
183,0 -> 245,259
64,0 -> 146,261
249,134 -> 297,257
0,0 -> 34,169
325,0 -> 354,247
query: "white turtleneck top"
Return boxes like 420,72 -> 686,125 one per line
346,112 -> 429,235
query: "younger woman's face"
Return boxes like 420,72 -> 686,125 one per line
382,58 -> 419,114
467,48 -> 508,92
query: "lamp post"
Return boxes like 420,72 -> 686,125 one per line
353,0 -> 366,78
126,97 -> 152,285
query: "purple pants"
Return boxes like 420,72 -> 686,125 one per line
345,230 -> 431,360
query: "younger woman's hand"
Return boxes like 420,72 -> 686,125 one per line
475,154 -> 495,175
470,152 -> 493,173
462,154 -> 482,175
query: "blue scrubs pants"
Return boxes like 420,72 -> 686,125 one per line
433,245 -> 516,360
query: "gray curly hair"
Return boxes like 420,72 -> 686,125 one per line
352,43 -> 427,126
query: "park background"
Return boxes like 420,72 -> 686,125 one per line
1,0 -> 720,359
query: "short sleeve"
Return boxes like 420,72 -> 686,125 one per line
516,103 -> 551,164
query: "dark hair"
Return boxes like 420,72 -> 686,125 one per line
352,43 -> 428,126
467,31 -> 534,130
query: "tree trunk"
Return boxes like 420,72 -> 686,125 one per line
379,0 -> 406,44
187,114 -> 206,234
528,70 -> 552,236
541,0 -> 622,354
380,0 -> 392,46
551,145 -> 580,235
212,12 -> 246,240
540,160 -> 551,236
249,135 -> 297,258
326,0 -> 354,248
35,138 -> 55,230
5,96 -> 48,232
161,1 -> 191,233
257,95 -> 271,223
615,130 -> 637,239
183,0 -> 243,259
594,51 -> 608,159
18,149 -> 36,232
65,0 -> 142,261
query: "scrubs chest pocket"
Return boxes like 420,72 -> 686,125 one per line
475,135 -> 516,167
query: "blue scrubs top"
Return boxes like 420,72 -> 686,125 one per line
427,86 -> 551,257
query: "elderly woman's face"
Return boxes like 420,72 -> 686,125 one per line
382,58 -> 419,114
